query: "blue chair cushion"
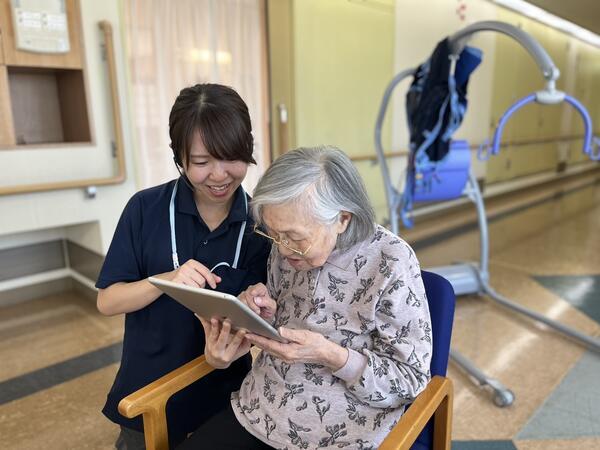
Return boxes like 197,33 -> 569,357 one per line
410,271 -> 455,450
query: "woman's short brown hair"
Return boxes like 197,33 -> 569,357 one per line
169,83 -> 256,167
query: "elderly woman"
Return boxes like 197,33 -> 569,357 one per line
180,146 -> 432,450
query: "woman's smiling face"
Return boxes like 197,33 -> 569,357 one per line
184,130 -> 248,206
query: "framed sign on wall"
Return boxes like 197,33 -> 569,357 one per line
11,0 -> 70,54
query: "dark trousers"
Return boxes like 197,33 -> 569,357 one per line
115,426 -> 145,450
177,403 -> 273,450
115,425 -> 187,450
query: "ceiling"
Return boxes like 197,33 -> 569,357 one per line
526,0 -> 600,35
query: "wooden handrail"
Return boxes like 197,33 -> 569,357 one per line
99,19 -> 127,183
0,20 -> 126,196
350,133 -> 597,163
351,150 -> 408,162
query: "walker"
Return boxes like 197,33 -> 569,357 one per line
374,21 -> 600,407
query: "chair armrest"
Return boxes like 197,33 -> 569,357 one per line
117,355 -> 215,450
379,375 -> 453,450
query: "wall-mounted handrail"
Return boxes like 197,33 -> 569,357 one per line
99,20 -> 127,181
358,133 -> 596,164
0,20 -> 126,196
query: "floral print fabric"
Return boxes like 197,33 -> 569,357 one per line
231,225 -> 432,449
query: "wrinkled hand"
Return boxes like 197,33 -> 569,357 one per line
238,283 -> 277,321
245,327 -> 348,371
198,316 -> 251,369
167,259 -> 221,289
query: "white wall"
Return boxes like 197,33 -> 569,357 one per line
0,0 -> 137,255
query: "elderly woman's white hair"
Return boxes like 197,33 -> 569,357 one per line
251,145 -> 376,250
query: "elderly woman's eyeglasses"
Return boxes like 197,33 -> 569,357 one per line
253,224 -> 312,256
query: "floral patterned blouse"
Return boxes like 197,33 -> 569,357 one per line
231,224 -> 432,449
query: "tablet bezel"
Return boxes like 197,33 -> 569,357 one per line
148,277 -> 286,343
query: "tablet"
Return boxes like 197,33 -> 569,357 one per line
148,277 -> 287,343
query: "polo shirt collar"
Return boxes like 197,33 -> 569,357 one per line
176,177 -> 248,223
325,238 -> 366,271
226,187 -> 249,223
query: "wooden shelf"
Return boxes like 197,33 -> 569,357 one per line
0,0 -> 91,148
7,66 -> 90,145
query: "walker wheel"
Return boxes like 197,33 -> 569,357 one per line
493,389 -> 515,407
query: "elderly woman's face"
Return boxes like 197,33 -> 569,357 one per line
262,203 -> 350,271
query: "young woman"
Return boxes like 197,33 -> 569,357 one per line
96,84 -> 270,449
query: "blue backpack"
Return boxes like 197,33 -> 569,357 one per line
401,38 -> 482,227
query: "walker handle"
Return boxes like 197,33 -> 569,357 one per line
491,94 -> 536,155
490,93 -> 596,160
563,95 -> 596,160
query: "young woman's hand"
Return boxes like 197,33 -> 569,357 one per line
238,283 -> 277,320
165,259 -> 221,289
245,328 -> 348,371
197,316 -> 251,369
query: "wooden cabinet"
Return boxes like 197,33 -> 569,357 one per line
0,0 -> 83,69
0,0 -> 90,147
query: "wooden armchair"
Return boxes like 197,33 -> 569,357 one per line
119,271 -> 455,450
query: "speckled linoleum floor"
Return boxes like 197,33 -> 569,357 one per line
1,180 -> 599,450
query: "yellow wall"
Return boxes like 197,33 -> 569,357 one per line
486,7 -> 600,182
393,1 -> 600,187
289,0 -> 394,216
269,0 -> 600,223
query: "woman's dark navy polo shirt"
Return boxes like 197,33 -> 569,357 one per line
96,177 -> 270,440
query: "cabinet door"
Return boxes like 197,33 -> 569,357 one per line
0,26 -> 4,64
0,0 -> 83,69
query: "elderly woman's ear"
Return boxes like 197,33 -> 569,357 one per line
335,211 -> 352,234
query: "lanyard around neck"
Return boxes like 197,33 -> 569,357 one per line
169,178 -> 247,271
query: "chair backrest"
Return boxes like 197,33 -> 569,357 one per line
422,270 -> 455,377
412,270 -> 456,450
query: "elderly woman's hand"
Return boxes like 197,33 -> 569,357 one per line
245,327 -> 348,371
197,316 -> 251,369
238,283 -> 277,321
